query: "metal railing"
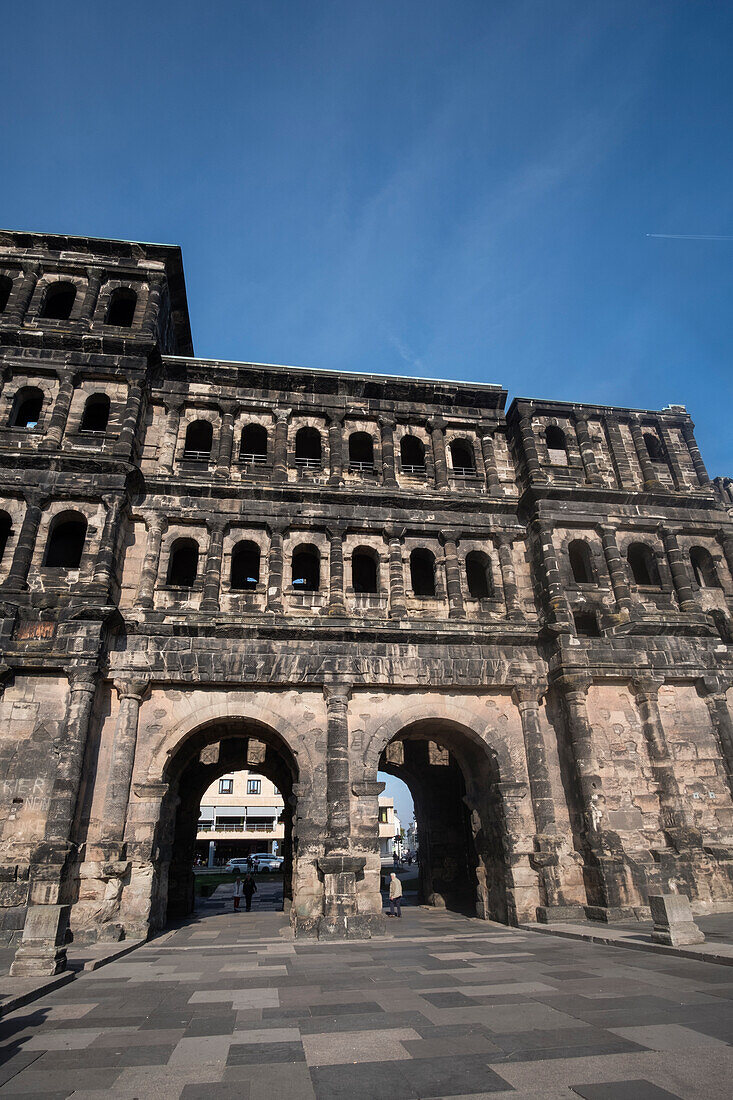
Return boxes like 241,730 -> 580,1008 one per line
349,461 -> 375,473
182,450 -> 211,462
198,822 -> 280,833
295,457 -> 321,469
400,464 -> 426,476
450,466 -> 477,478
239,452 -> 268,466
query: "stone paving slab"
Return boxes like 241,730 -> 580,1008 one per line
0,905 -> 731,1097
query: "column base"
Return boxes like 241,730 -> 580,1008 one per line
315,912 -> 386,939
583,904 -> 641,923
10,904 -> 70,976
535,904 -> 586,923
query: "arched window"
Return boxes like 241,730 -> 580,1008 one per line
465,550 -> 493,599
44,511 -> 87,568
0,511 -> 12,565
400,434 -> 426,472
644,432 -> 665,463
627,542 -> 661,587
449,439 -> 475,475
568,539 -> 595,584
167,538 -> 199,587
348,432 -> 374,470
545,424 -> 567,459
410,548 -> 436,597
295,426 -> 321,468
230,541 -> 261,590
183,419 -> 213,460
0,275 -> 12,313
690,546 -> 721,589
105,287 -> 137,327
292,546 -> 320,591
239,423 -> 268,464
40,282 -> 76,320
352,549 -> 378,593
9,386 -> 44,429
79,393 -> 110,433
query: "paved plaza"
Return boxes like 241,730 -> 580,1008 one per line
0,900 -> 731,1100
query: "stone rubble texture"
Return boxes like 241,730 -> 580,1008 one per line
0,230 -> 731,967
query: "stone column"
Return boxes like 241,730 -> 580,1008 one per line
632,678 -> 700,847
142,274 -> 164,338
379,417 -> 398,487
3,492 -> 44,590
323,683 -> 352,851
597,524 -> 634,614
214,403 -> 236,479
158,397 -> 184,472
574,415 -> 602,485
201,521 -> 226,612
81,267 -> 103,322
658,424 -> 684,490
495,534 -> 524,621
100,677 -> 149,854
266,524 -> 286,612
603,419 -> 634,489
272,410 -> 289,483
532,517 -> 573,632
428,417 -> 449,488
681,421 -> 711,488
6,262 -> 40,325
441,532 -> 464,618
515,407 -> 547,483
92,495 -> 124,590
720,533 -> 733,585
113,378 -> 145,457
696,677 -> 733,803
43,666 -> 99,852
38,374 -> 76,450
479,423 -> 502,493
629,419 -> 664,491
326,527 -> 347,616
660,526 -> 697,612
327,414 -> 345,485
387,529 -> 407,619
135,514 -> 166,608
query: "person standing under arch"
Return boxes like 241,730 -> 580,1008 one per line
242,871 -> 257,912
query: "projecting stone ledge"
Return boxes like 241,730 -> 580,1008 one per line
650,893 -> 705,946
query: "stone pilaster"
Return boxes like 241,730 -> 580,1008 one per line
38,373 -> 76,450
603,418 -> 634,489
326,527 -> 347,616
81,267 -> 104,322
141,274 -> 164,337
720,533 -> 733,587
696,677 -> 733,804
2,491 -> 44,590
629,419 -> 664,491
158,398 -> 184,472
327,414 -> 344,485
427,417 -> 448,488
479,422 -> 502,493
681,421 -> 711,487
516,408 -> 547,483
41,665 -> 99,857
214,403 -> 236,479
440,532 -> 464,618
6,262 -> 39,325
113,378 -> 144,457
135,514 -> 166,609
659,526 -> 697,612
92,494 -> 124,591
386,529 -> 407,619
494,534 -> 524,621
266,524 -> 286,613
201,521 -> 226,611
272,409 -> 289,483
99,677 -> 149,854
532,517 -> 574,633
597,524 -> 634,615
574,415 -> 602,485
657,424 -> 685,490
379,417 -> 398,487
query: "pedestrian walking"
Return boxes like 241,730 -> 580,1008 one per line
243,872 -> 257,912
388,871 -> 402,918
233,875 -> 243,911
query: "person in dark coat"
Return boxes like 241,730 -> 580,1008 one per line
242,872 -> 257,912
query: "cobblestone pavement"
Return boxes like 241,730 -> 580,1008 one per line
0,904 -> 731,1099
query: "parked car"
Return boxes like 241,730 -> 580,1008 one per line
224,857 -> 253,872
251,856 -> 283,872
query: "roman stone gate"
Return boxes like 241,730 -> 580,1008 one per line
1,230 -> 733,975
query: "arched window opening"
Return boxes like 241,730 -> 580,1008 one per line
410,548 -> 436,597
40,282 -> 76,321
352,549 -> 378,593
643,432 -> 665,463
44,512 -> 87,568
167,538 -> 199,588
400,434 -> 426,473
239,423 -> 268,465
690,546 -> 721,589
230,541 -> 261,590
292,546 -> 320,591
627,542 -> 661,587
9,386 -> 44,429
295,426 -> 321,469
465,550 -> 493,599
105,287 -> 137,327
348,432 -> 374,471
449,439 -> 475,475
183,419 -> 213,460
0,275 -> 11,313
0,511 -> 12,565
79,393 -> 110,433
568,539 -> 595,584
574,611 -> 601,637
545,424 -> 568,461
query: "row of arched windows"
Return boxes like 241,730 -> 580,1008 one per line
7,387 -> 110,433
567,538 -> 722,589
0,277 -> 137,327
544,425 -> 667,465
0,510 -> 88,569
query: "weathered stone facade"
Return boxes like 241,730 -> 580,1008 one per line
1,231 -> 732,967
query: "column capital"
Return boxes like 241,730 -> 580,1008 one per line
113,676 -> 149,701
378,414 -> 396,429
326,410 -> 346,426
164,395 -> 186,415
385,526 -> 406,543
22,489 -> 47,511
325,524 -> 346,541
511,684 -> 544,708
208,516 -> 228,536
218,400 -> 237,420
144,512 -> 167,535
554,672 -> 592,697
266,520 -> 288,538
630,675 -> 665,701
22,260 -> 42,277
658,522 -> 680,540
274,407 -> 290,422
427,416 -> 446,432
68,665 -> 98,694
479,420 -> 498,437
696,674 -> 732,699
439,530 -> 462,546
324,681 -> 352,704
493,531 -> 516,549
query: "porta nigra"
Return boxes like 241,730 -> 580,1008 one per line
0,231 -> 732,974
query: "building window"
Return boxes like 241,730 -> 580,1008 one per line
79,393 -> 110,433
44,511 -> 87,568
379,807 -> 389,824
644,432 -> 665,463
40,282 -> 76,320
219,778 -> 233,794
240,423 -> 268,464
568,539 -> 595,584
690,546 -> 721,589
410,548 -> 436,597
0,275 -> 11,313
352,549 -> 378,593
9,386 -> 44,429
247,779 -> 261,795
167,537 -> 199,587
465,550 -> 493,599
449,439 -> 475,475
627,542 -> 661,587
400,434 -> 425,473
183,419 -> 213,460
105,287 -> 137,327
230,540 -> 260,590
292,546 -> 320,591
348,431 -> 374,471
295,426 -> 321,469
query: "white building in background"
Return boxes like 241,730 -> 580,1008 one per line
196,771 -> 400,867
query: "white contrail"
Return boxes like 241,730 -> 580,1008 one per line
647,233 -> 733,241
